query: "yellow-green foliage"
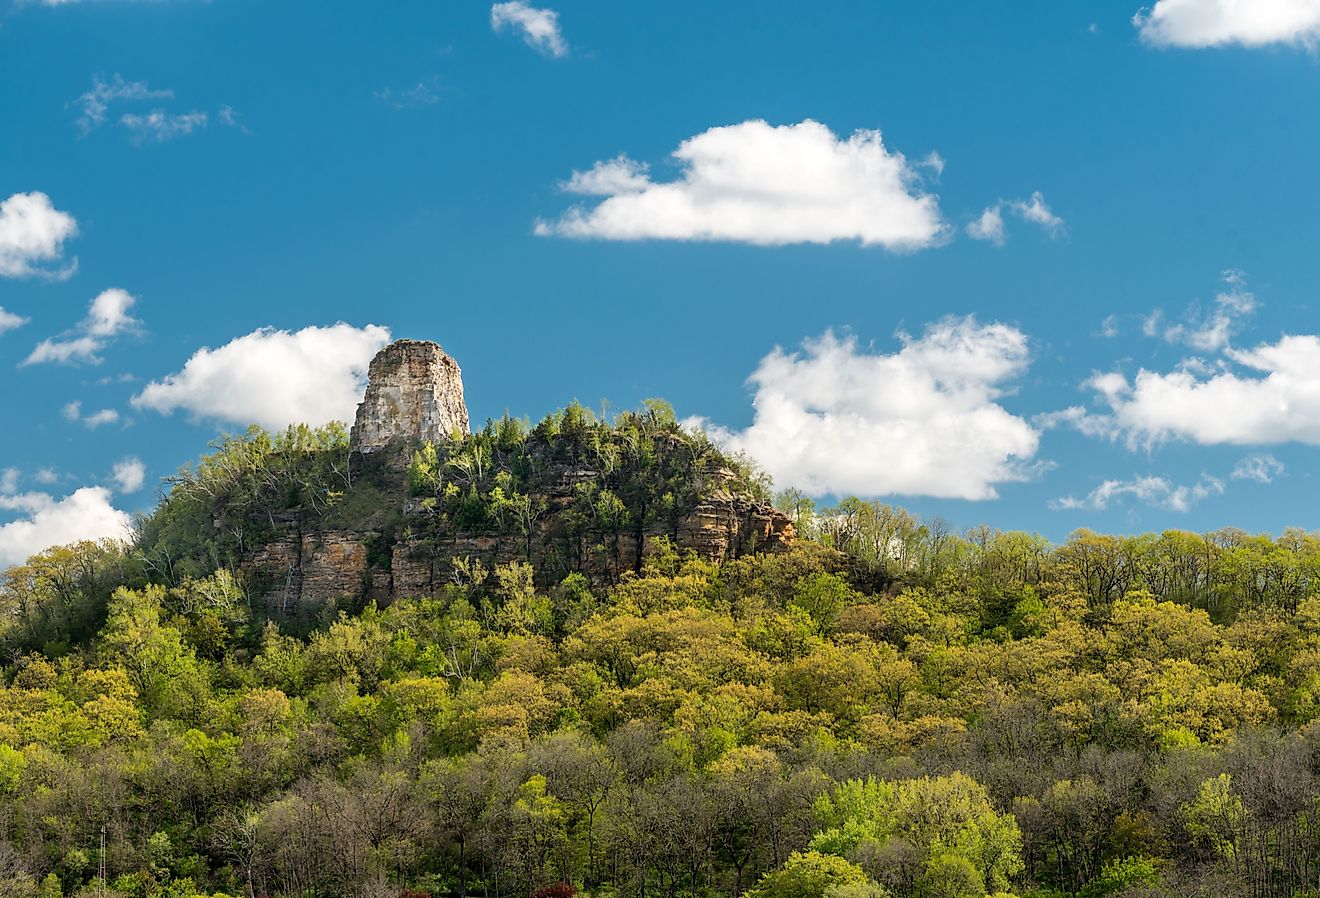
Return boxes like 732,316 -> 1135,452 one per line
5,428 -> 1320,897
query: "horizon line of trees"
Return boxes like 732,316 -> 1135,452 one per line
1,421 -> 1319,898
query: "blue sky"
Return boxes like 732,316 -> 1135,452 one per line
3,0 -> 1320,562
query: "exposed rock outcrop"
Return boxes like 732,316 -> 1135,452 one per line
243,531 -> 370,615
243,338 -> 796,615
244,468 -> 795,614
349,340 -> 469,453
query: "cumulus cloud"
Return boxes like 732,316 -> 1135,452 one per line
1232,453 -> 1285,483
24,288 -> 140,366
966,206 -> 1006,245
112,457 -> 146,493
536,119 -> 947,250
0,308 -> 28,334
967,192 -> 1064,245
26,336 -> 103,366
0,486 -> 132,569
1052,272 -> 1320,450
491,1 -> 568,57
61,401 -> 120,428
85,288 -> 139,336
0,191 -> 79,279
132,323 -> 391,430
1068,333 -> 1320,448
1052,474 -> 1224,512
692,318 -> 1040,500
1134,0 -> 1320,48
84,409 -> 120,428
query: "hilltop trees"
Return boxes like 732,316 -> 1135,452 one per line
4,528 -> 1320,896
5,412 -> 1320,896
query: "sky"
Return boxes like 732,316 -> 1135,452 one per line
4,0 -> 1320,564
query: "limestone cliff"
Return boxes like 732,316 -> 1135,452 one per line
238,340 -> 795,615
350,340 -> 469,453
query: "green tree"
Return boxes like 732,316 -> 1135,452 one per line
746,851 -> 871,898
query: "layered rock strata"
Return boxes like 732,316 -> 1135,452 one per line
349,340 -> 469,453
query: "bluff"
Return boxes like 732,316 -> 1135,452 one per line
168,339 -> 794,617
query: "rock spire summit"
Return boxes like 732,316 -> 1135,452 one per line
349,339 -> 469,453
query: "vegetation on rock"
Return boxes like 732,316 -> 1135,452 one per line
2,405 -> 1320,898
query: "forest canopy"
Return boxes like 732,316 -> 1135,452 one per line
2,413 -> 1320,898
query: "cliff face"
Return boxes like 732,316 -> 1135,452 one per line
241,340 -> 795,615
242,447 -> 795,615
243,482 -> 794,614
350,340 -> 469,453
386,453 -> 796,598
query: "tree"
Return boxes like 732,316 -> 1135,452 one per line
746,851 -> 871,898
811,774 -> 1023,894
100,585 -> 209,720
212,807 -> 262,898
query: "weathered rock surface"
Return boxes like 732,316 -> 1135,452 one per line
244,339 -> 796,615
349,340 -> 469,453
244,476 -> 795,613
243,530 -> 370,615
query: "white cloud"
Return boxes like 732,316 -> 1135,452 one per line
61,400 -> 120,428
562,155 -> 652,195
1134,0 -> 1320,48
85,287 -> 139,337
0,192 -> 79,279
967,191 -> 1064,245
1052,474 -> 1224,512
0,468 -> 18,494
374,78 -> 444,110
111,457 -> 146,493
74,74 -> 229,143
1013,192 -> 1065,234
1232,453 -> 1285,483
34,468 -> 58,485
917,152 -> 946,177
76,74 -> 172,134
0,308 -> 28,334
132,323 -> 392,430
1056,272 -> 1320,450
491,1 -> 568,57
26,336 -> 103,365
1076,333 -> 1320,448
966,206 -> 1006,245
693,318 -> 1040,500
1146,270 -> 1256,352
24,288 -> 140,366
82,409 -> 121,428
536,119 -> 947,250
0,486 -> 131,569
120,109 -> 209,144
